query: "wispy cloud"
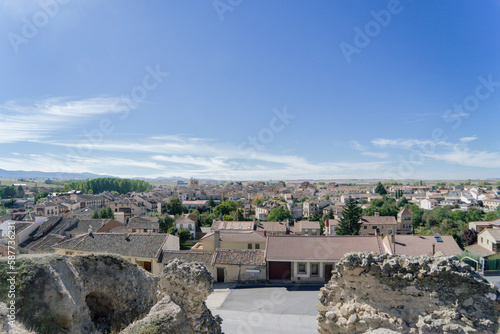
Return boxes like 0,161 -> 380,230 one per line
425,148 -> 500,168
0,97 -> 129,143
371,138 -> 452,149
349,140 -> 365,151
459,136 -> 478,143
361,151 -> 389,159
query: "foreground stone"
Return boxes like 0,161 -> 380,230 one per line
317,252 -> 500,334
0,254 -> 221,334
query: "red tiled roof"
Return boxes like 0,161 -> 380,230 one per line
265,235 -> 381,261
382,235 -> 461,257
360,216 -> 397,225
255,221 -> 288,232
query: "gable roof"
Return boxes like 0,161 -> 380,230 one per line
464,244 -> 496,258
127,216 -> 159,230
201,230 -> 266,243
479,228 -> 500,241
293,220 -> 320,233
265,235 -> 382,261
175,214 -> 199,224
382,235 -> 461,257
65,219 -> 122,236
255,221 -> 288,233
360,215 -> 397,225
398,208 -> 411,216
54,233 -> 173,259
212,249 -> 265,266
23,234 -> 67,252
211,220 -> 254,231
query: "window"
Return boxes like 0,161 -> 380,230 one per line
255,244 -> 260,249
65,251 -> 73,255
298,263 -> 306,274
481,237 -> 484,243
311,263 -> 319,276
248,243 -> 252,249
364,226 -> 367,229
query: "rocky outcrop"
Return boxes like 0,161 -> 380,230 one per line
122,259 -> 222,334
317,252 -> 500,334
0,255 -> 221,334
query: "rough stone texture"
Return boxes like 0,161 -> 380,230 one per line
0,255 -> 222,334
122,259 -> 222,334
317,252 -> 500,334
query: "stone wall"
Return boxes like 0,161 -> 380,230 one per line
0,255 -> 221,334
317,252 -> 500,334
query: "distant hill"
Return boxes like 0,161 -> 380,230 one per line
0,168 -> 110,180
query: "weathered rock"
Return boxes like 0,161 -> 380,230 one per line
123,259 -> 222,334
0,254 -> 222,334
317,252 -> 500,334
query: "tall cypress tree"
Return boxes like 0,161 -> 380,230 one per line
335,197 -> 362,235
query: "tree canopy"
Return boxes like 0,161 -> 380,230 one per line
374,182 -> 387,195
0,186 -> 16,199
267,206 -> 293,222
91,207 -> 115,219
165,197 -> 186,216
335,197 -> 362,235
63,178 -> 152,194
213,200 -> 239,217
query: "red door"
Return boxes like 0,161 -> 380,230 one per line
269,262 -> 291,280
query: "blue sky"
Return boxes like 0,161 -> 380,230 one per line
1,0 -> 500,180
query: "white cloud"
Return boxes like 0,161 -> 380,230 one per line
0,97 -> 129,143
459,136 -> 478,143
349,140 -> 365,151
361,151 -> 389,159
371,138 -> 451,149
425,148 -> 500,168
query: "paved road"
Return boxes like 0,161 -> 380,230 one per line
207,285 -> 321,334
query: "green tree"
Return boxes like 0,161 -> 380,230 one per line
198,212 -> 216,227
267,206 -> 293,222
214,200 -> 239,216
234,208 -> 245,221
308,213 -> 320,221
178,228 -> 192,244
166,197 -> 186,215
207,196 -> 216,209
374,182 -> 387,195
91,206 -> 115,219
465,209 -> 484,222
485,211 -> 500,221
2,199 -> 16,208
159,215 -> 175,233
397,196 -> 408,207
223,214 -> 234,221
335,197 -> 362,235
16,185 -> 25,198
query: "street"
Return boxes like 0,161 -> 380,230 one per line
207,285 -> 321,334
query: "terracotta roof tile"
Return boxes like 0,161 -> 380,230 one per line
265,236 -> 381,261
213,249 -> 265,266
54,233 -> 174,259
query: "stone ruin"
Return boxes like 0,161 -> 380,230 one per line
317,252 -> 500,334
0,255 -> 222,334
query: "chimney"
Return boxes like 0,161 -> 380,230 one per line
374,212 -> 380,216
214,230 -> 220,249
